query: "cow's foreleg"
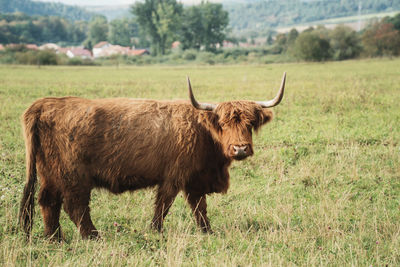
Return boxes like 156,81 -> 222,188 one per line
151,185 -> 179,232
185,192 -> 211,233
63,190 -> 98,239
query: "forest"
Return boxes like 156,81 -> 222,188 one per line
0,0 -> 400,65
0,13 -> 87,45
0,0 -> 92,21
227,0 -> 400,35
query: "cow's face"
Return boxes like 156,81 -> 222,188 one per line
201,102 -> 273,160
188,72 -> 286,161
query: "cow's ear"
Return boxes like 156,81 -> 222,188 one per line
254,109 -> 273,131
199,111 -> 221,139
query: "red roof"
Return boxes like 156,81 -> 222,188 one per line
130,49 -> 149,56
26,44 -> 38,50
57,47 -> 70,54
93,41 -> 110,49
70,48 -> 92,57
171,41 -> 181,49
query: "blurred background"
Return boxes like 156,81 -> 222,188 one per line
0,0 -> 399,65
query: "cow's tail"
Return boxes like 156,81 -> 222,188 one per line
19,103 -> 41,237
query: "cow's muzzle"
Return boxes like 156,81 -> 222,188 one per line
230,144 -> 253,160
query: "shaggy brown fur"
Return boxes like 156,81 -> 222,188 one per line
19,97 -> 274,239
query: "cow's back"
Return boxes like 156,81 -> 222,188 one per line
29,97 -> 211,192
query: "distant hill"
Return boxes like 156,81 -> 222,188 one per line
84,5 -> 131,21
73,0 -> 400,37
225,0 -> 400,36
1,0 -> 400,36
0,0 -> 93,21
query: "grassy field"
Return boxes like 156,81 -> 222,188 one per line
0,59 -> 399,266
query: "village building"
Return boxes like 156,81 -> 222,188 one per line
92,41 -> 112,58
66,48 -> 92,59
129,49 -> 150,56
93,41 -> 150,58
171,41 -> 181,50
25,44 -> 38,50
39,43 -> 60,51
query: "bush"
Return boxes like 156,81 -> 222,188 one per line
64,57 -> 96,66
0,52 -> 16,64
196,52 -> 215,65
15,51 -> 38,65
330,25 -> 362,60
37,50 -> 58,65
182,50 -> 197,60
362,22 -> 400,57
293,31 -> 332,61
223,48 -> 248,59
5,44 -> 27,53
4,49 -> 58,65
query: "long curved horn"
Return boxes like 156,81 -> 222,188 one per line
187,76 -> 217,111
256,72 -> 286,108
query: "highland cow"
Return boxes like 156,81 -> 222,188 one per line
19,73 -> 286,239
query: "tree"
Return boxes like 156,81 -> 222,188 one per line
108,18 -> 139,47
273,33 -> 287,53
201,2 -> 229,51
362,22 -> 400,57
293,31 -> 331,61
132,0 -> 183,55
68,21 -> 88,45
266,34 -> 273,45
0,13 -> 89,45
180,2 -> 228,51
180,5 -> 204,50
87,16 -> 108,46
287,28 -> 299,45
382,13 -> 400,31
329,25 -> 361,60
0,0 -> 92,21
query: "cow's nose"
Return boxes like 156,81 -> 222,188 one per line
233,145 -> 249,157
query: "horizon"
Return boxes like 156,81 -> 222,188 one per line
35,0 -> 226,7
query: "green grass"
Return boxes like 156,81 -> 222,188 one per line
0,59 -> 399,266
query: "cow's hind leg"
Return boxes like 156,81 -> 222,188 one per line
63,190 -> 98,239
184,192 -> 211,233
38,186 -> 63,241
151,184 -> 179,232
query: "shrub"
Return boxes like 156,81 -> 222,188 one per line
67,57 -> 84,65
362,22 -> 400,57
182,50 -> 197,60
330,25 -> 362,60
293,31 -> 332,61
223,48 -> 248,59
15,51 -> 38,65
197,52 -> 215,65
37,50 -> 58,65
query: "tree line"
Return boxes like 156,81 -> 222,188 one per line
227,0 -> 400,37
0,13 -> 87,45
0,0 -> 92,22
274,13 -> 400,61
0,1 -> 400,65
0,0 -> 229,56
131,0 -> 228,55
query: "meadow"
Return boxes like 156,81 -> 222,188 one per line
0,59 -> 399,266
